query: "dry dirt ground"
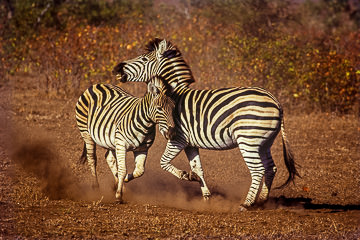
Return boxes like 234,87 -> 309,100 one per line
0,76 -> 359,239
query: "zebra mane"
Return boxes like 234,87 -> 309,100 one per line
145,38 -> 176,52
145,38 -> 195,87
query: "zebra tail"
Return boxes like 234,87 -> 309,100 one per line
275,116 -> 300,189
79,142 -> 87,165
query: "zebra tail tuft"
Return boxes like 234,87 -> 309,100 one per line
79,143 -> 87,165
275,117 -> 301,190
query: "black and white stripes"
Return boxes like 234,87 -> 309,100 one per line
113,38 -> 299,209
75,76 -> 175,201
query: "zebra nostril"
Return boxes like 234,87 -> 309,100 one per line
112,62 -> 125,75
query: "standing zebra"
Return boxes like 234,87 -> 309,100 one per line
75,76 -> 176,202
112,39 -> 299,209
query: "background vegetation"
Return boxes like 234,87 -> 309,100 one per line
1,0 -> 359,113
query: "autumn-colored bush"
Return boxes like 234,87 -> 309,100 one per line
1,0 -> 359,113
218,30 -> 359,113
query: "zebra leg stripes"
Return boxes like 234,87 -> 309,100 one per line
79,131 -> 99,189
159,140 -> 190,181
124,151 -> 147,182
159,142 -> 211,199
105,150 -> 118,190
184,147 -> 211,199
114,134 -> 127,201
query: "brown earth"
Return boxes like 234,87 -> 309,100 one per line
0,75 -> 359,239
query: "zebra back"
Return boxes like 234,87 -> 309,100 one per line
75,84 -> 135,135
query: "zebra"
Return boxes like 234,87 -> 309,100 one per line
75,75 -> 176,202
112,38 -> 300,210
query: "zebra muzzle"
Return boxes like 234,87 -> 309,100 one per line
120,74 -> 127,82
112,62 -> 125,76
113,68 -> 128,82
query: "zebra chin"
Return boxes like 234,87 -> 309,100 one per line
120,74 -> 127,82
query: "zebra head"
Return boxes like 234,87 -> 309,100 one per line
113,38 -> 194,90
147,76 -> 176,140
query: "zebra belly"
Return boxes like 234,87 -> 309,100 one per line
89,125 -> 155,152
187,127 -> 238,150
184,113 -> 280,151
192,141 -> 238,150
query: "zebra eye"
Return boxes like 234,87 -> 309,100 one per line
141,57 -> 148,62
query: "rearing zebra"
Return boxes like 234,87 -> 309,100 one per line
112,39 -> 300,209
75,75 -> 175,202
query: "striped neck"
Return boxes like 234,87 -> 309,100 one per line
140,94 -> 156,125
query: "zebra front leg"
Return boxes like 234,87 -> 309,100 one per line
105,150 -> 118,191
124,151 -> 147,182
184,147 -> 211,200
160,141 -> 191,181
115,140 -> 127,203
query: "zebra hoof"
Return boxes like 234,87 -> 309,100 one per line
239,205 -> 248,212
115,198 -> 125,204
180,171 -> 190,181
203,195 -> 211,201
124,173 -> 134,183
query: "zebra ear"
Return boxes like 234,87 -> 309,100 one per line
156,39 -> 167,59
148,82 -> 160,96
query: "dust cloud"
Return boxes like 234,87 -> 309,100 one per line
8,125 -> 251,212
9,127 -> 99,201
122,173 -> 241,212
9,126 -> 243,212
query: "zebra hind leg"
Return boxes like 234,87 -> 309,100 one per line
238,142 -> 265,210
257,148 -> 277,204
80,131 -> 99,189
79,143 -> 87,164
